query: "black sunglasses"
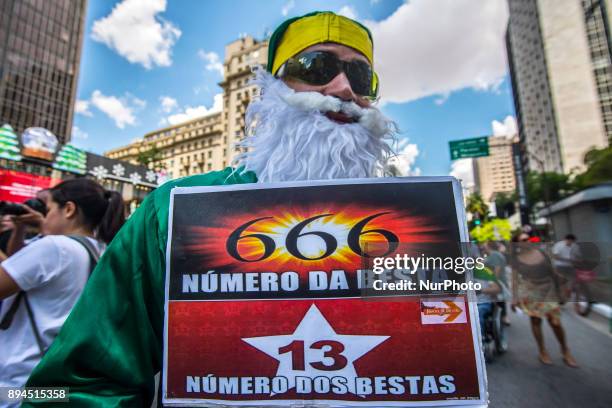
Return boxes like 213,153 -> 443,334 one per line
278,51 -> 378,99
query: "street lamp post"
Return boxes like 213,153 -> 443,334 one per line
512,143 -> 530,226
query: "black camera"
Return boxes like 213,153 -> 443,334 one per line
0,198 -> 47,216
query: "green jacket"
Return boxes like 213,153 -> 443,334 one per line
24,168 -> 257,407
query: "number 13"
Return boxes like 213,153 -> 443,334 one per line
278,340 -> 348,371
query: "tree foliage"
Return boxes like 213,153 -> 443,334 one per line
136,146 -> 163,168
573,146 -> 612,188
524,146 -> 611,210
466,192 -> 488,220
470,218 -> 512,243
525,171 -> 575,205
466,192 -> 489,229
493,191 -> 517,218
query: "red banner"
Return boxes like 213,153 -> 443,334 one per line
0,169 -> 61,202
168,298 -> 479,401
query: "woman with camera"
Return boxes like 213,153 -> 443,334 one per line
0,178 -> 125,398
0,189 -> 49,259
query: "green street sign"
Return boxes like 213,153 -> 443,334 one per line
449,137 -> 489,160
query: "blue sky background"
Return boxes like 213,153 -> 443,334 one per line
71,0 -> 516,180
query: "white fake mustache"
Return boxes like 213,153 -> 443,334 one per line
280,91 -> 390,137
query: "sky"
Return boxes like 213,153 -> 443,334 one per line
70,0 -> 518,183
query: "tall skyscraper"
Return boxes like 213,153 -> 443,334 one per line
506,0 -> 610,173
0,0 -> 87,144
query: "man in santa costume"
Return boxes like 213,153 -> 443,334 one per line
24,11 -> 397,406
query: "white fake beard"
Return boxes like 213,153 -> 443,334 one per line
233,69 -> 396,183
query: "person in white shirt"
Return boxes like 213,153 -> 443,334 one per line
552,234 -> 580,281
0,178 -> 126,406
2,188 -> 51,258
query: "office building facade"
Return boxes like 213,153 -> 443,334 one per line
106,36 -> 268,177
219,36 -> 268,165
106,113 -> 224,179
473,136 -> 519,201
0,0 -> 87,144
506,0 -> 610,173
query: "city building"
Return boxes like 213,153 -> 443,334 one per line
473,135 -> 519,201
106,36 -> 268,177
220,36 -> 268,165
107,113 -> 224,179
506,0 -> 610,174
0,0 -> 87,144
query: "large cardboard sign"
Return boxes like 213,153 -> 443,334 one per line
163,178 -> 487,407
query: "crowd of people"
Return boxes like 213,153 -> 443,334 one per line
472,231 -> 591,367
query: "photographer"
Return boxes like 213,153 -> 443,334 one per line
0,189 -> 50,258
0,178 -> 125,398
0,215 -> 15,256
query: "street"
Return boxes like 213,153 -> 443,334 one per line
488,307 -> 612,407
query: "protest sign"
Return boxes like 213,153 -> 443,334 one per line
163,178 -> 487,407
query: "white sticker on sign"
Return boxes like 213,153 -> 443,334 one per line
420,298 -> 467,324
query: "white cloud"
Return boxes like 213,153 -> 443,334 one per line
165,93 -> 223,125
338,5 -> 358,20
371,0 -> 381,5
193,85 -> 211,96
386,138 -> 421,176
198,50 -> 224,76
71,125 -> 88,140
159,96 -> 178,113
281,0 -> 295,16
492,115 -> 518,138
365,0 -> 508,104
75,100 -> 93,117
131,96 -> 147,109
91,0 -> 181,69
90,90 -> 139,129
450,158 -> 475,188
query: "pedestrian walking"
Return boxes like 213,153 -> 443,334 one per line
510,233 -> 578,367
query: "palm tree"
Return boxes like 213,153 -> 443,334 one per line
466,193 -> 488,222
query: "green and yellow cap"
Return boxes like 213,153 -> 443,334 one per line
267,11 -> 378,96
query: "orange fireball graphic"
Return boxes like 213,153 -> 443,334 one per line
179,203 -> 447,274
